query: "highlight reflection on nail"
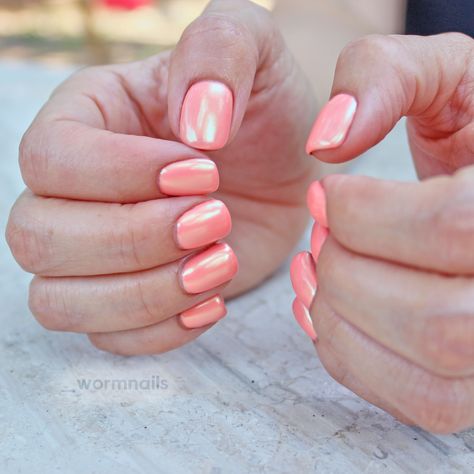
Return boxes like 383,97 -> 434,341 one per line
307,181 -> 328,228
179,81 -> 233,150
179,295 -> 227,329
176,200 -> 231,250
306,93 -> 357,154
311,221 -> 329,263
290,251 -> 317,308
292,298 -> 317,341
159,158 -> 219,196
181,242 -> 238,294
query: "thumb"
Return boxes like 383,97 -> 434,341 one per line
167,0 -> 277,151
306,33 -> 473,163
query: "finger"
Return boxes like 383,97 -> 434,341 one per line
168,0 -> 285,150
317,236 -> 474,378
313,168 -> 474,274
305,33 -> 473,163
315,331 -> 415,427
88,307 -> 220,356
313,294 -> 474,434
7,191 -> 231,277
28,242 -> 238,333
19,62 -> 219,203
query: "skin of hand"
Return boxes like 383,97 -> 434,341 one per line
5,0 -> 317,355
291,32 -> 474,433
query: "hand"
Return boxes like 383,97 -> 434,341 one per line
6,0 -> 316,355
291,33 -> 474,433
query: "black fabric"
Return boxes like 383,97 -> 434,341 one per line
406,0 -> 474,37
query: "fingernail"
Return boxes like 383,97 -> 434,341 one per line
292,298 -> 317,341
179,295 -> 227,329
305,93 -> 357,154
307,181 -> 328,227
181,242 -> 238,294
176,200 -> 232,250
180,81 -> 233,150
290,251 -> 317,308
311,221 -> 329,262
159,158 -> 219,196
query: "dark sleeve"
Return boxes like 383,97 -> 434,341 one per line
405,0 -> 474,37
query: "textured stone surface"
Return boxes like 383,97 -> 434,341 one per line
1,61 -> 473,473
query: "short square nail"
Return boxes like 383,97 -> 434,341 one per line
181,242 -> 238,294
176,199 -> 232,250
306,93 -> 357,154
179,80 -> 233,150
159,158 -> 219,196
179,295 -> 227,329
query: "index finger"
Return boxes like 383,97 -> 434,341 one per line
20,60 -> 218,203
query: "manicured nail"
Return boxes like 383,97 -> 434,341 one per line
305,93 -> 357,154
159,158 -> 219,196
307,181 -> 328,227
311,221 -> 329,262
176,200 -> 232,250
290,251 -> 317,308
180,81 -> 233,150
179,295 -> 227,329
181,242 -> 238,294
292,298 -> 317,341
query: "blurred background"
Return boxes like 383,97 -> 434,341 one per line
0,0 -> 406,99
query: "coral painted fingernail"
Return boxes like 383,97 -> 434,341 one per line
305,93 -> 357,154
180,81 -> 233,150
176,200 -> 231,250
159,158 -> 219,196
292,298 -> 317,341
307,181 -> 328,227
311,221 -> 329,262
179,295 -> 227,329
181,242 -> 238,294
290,252 -> 317,308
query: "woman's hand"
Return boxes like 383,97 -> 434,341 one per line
291,32 -> 474,433
6,0 -> 316,355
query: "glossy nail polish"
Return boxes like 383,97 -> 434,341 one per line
179,295 -> 227,329
181,242 -> 238,294
159,158 -> 219,196
179,81 -> 233,150
307,181 -> 328,227
290,251 -> 317,308
292,298 -> 317,341
176,200 -> 232,250
311,221 -> 329,262
306,93 -> 357,154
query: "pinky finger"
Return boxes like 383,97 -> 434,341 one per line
88,295 -> 226,356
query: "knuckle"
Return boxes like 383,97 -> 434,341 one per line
18,125 -> 50,195
29,277 -> 65,331
131,279 -> 161,327
339,34 -> 400,66
6,201 -> 52,274
430,181 -> 474,269
29,277 -> 83,332
177,13 -> 257,68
